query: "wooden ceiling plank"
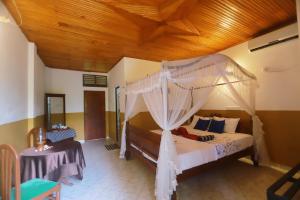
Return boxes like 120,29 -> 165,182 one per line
3,0 -> 297,72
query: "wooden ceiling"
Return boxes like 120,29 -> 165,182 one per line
4,0 -> 297,72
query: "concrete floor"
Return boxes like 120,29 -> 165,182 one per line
61,140 -> 299,200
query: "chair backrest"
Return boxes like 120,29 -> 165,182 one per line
0,144 -> 20,200
27,127 -> 46,147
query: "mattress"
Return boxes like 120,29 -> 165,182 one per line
130,126 -> 253,171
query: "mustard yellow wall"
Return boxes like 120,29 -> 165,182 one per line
0,115 -> 44,152
66,112 -> 85,141
27,115 -> 44,131
107,111 -> 124,143
0,112 -> 108,150
0,119 -> 27,152
66,112 -> 110,141
0,112 -> 108,151
2,109 -> 299,168
105,111 -> 110,139
50,113 -> 65,126
127,110 -> 300,167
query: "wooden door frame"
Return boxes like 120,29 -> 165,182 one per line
115,86 -> 120,142
84,90 -> 106,140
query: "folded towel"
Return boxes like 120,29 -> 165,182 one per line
171,127 -> 189,136
198,135 -> 215,142
172,127 -> 215,142
182,133 -> 199,140
171,129 -> 180,135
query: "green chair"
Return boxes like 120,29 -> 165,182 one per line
0,144 -> 61,200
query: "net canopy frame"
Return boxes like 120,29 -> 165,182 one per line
119,54 -> 270,200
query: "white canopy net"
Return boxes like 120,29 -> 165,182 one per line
119,54 -> 270,200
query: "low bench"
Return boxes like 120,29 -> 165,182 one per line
267,163 -> 300,200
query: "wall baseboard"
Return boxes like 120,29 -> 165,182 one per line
78,138 -> 108,143
239,157 -> 300,176
78,140 -> 85,144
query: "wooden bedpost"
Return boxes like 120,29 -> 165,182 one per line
250,119 -> 259,167
171,191 -> 177,200
251,145 -> 259,167
125,121 -> 131,160
251,153 -> 259,167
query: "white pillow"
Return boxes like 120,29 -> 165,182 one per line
213,116 -> 240,133
190,115 -> 211,128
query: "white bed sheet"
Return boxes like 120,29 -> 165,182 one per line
151,130 -> 218,171
183,126 -> 254,159
131,127 -> 253,171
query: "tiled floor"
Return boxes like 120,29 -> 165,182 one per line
61,140 -> 298,200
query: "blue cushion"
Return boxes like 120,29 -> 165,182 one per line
208,120 -> 225,133
194,119 -> 211,131
11,178 -> 58,200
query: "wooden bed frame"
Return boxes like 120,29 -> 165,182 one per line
125,113 -> 258,199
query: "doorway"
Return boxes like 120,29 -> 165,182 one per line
115,86 -> 121,142
84,91 -> 106,140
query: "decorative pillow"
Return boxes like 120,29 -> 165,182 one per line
208,119 -> 225,133
214,116 -> 240,133
194,119 -> 211,131
190,115 -> 211,128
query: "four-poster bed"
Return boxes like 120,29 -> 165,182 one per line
125,111 -> 257,199
119,54 -> 270,200
125,123 -> 256,199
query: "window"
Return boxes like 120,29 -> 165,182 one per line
83,74 -> 107,87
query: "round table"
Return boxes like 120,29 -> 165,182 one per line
20,140 -> 86,183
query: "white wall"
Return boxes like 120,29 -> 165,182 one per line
45,67 -> 108,113
34,51 -> 46,116
124,57 -> 161,83
27,43 -> 45,118
107,38 -> 300,113
203,6 -> 300,111
203,35 -> 300,111
0,1 -> 45,125
108,57 -> 161,112
107,58 -> 125,112
0,3 -> 28,125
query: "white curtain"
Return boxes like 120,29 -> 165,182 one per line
141,65 -> 224,200
219,78 -> 270,165
143,73 -> 217,200
142,79 -> 184,200
119,93 -> 138,158
120,54 -> 270,200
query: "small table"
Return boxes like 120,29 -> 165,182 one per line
20,140 -> 86,183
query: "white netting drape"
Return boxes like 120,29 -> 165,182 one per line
218,78 -> 270,165
120,94 -> 138,158
119,54 -> 270,200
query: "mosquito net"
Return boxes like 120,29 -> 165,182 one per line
120,54 -> 269,200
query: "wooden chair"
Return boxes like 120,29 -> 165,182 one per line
0,144 -> 61,200
26,128 -> 47,148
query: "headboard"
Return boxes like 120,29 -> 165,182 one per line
128,110 -> 253,135
195,110 -> 252,135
